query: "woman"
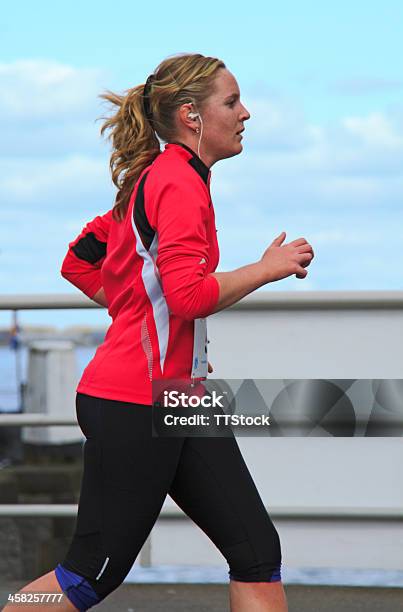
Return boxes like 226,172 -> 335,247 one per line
6,53 -> 314,611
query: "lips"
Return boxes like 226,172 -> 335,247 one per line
236,128 -> 245,135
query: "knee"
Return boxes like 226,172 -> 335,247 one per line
224,523 -> 282,583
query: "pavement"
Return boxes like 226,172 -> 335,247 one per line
1,583 -> 403,611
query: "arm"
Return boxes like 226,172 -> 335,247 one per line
210,231 -> 314,312
210,262 -> 268,312
150,180 -> 314,319
60,210 -> 113,300
151,180 -> 220,321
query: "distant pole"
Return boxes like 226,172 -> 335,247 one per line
11,310 -> 23,412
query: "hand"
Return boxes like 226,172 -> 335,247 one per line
260,232 -> 314,282
208,362 -> 213,373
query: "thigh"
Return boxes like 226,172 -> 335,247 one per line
62,393 -> 184,598
168,433 -> 281,576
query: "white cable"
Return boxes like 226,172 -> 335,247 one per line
188,102 -> 203,160
197,115 -> 203,159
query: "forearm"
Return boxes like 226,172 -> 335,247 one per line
210,261 -> 269,313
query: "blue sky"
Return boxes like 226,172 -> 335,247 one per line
0,0 -> 402,328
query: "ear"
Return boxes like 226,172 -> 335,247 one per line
178,102 -> 200,130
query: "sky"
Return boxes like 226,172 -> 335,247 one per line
0,0 -> 402,329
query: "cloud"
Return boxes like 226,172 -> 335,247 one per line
330,77 -> 403,95
0,60 -> 112,158
1,119 -> 103,157
0,155 -> 113,206
0,61 -> 116,206
341,112 -> 403,148
0,207 -> 114,296
242,93 -> 318,152
0,60 -> 106,120
1,60 -> 403,293
212,102 -> 403,214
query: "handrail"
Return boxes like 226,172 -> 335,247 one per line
1,415 -> 402,521
0,504 -> 401,520
0,415 -> 80,426
1,291 -> 403,311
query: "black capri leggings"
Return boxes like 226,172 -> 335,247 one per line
61,392 -> 282,601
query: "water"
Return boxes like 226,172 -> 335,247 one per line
124,564 -> 403,587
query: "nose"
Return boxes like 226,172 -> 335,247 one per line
240,103 -> 251,121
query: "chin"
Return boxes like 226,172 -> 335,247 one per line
232,142 -> 244,157
219,144 -> 243,161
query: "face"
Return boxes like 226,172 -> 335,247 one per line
177,68 -> 250,167
199,69 -> 250,164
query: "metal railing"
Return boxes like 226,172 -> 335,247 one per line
1,291 -> 403,567
0,501 -> 402,521
1,405 -> 403,523
1,290 -> 403,311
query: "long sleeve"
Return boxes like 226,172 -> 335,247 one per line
60,209 -> 113,299
149,179 -> 220,321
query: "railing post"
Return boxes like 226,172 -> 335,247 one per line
22,341 -> 82,448
140,535 -> 152,567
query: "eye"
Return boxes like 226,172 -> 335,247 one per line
227,100 -> 236,108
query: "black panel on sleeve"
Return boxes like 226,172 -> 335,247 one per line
71,232 -> 107,264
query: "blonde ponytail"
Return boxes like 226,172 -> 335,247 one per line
99,86 -> 160,222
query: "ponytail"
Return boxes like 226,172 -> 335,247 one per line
99,86 -> 160,222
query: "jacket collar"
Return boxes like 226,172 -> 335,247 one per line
166,142 -> 210,185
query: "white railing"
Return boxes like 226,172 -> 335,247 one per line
1,290 -> 403,311
2,415 -> 402,520
0,501 -> 402,520
1,291 -> 402,569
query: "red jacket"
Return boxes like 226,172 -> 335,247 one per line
61,142 -> 220,404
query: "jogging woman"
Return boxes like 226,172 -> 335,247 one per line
6,52 -> 314,611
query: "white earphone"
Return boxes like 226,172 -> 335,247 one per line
187,106 -> 203,158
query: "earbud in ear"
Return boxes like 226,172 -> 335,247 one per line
187,111 -> 200,120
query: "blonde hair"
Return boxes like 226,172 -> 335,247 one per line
99,52 -> 226,221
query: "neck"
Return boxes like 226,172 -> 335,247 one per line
173,134 -> 214,169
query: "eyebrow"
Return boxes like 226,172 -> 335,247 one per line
224,93 -> 240,101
